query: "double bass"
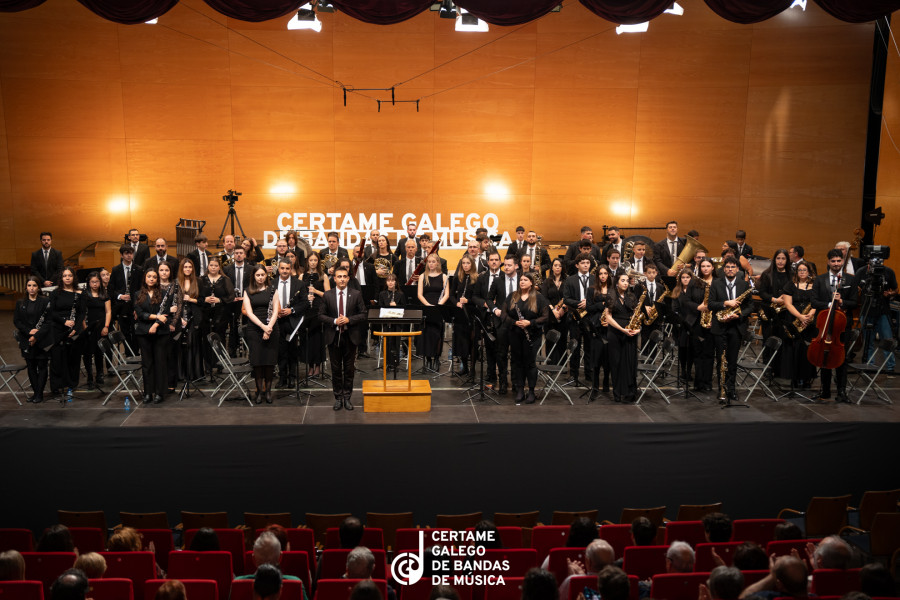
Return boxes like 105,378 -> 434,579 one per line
807,257 -> 849,369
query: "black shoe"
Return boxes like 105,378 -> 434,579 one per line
208,374 -> 216,384
819,389 -> 832,400
96,374 -> 104,385
33,396 -> 43,404
514,389 -> 525,404
85,378 -> 94,390
143,394 -> 152,404
358,351 -> 371,359
254,390 -> 262,404
525,390 -> 536,404
277,378 -> 287,389
333,398 -> 343,410
836,392 -> 849,404
153,394 -> 163,404
344,397 -> 354,410
266,390 -> 273,404
499,381 -> 508,395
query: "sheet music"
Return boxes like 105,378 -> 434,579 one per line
379,308 -> 405,319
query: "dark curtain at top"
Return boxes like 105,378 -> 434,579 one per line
201,0 -> 302,22
813,0 -> 900,23
703,0 -> 792,23
75,0 -> 178,24
0,0 -> 44,11
579,0 -> 674,24
459,0 -> 562,26
331,0 -> 433,25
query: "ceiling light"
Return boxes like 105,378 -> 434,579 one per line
790,0 -> 807,9
455,8 -> 489,32
664,2 -> 684,16
288,4 -> 322,31
615,22 -> 649,34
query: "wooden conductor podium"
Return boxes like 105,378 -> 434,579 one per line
362,331 -> 432,412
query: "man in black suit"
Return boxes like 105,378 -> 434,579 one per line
788,245 -> 817,276
187,233 -> 212,278
707,257 -> 753,404
224,246 -> 254,357
629,241 -> 651,276
30,231 -> 64,287
601,226 -> 624,265
273,259 -> 308,388
505,226 -> 527,259
562,252 -> 595,387
319,231 -> 349,277
108,244 -> 143,354
518,230 -> 551,278
393,222 -> 421,259
318,266 -> 367,410
654,220 -> 686,286
363,230 -> 380,260
127,228 -> 151,267
487,255 -> 520,395
564,226 -> 602,274
472,251 -> 504,388
394,239 -> 421,285
144,238 -> 179,273
456,239 -> 487,275
735,230 -> 753,261
811,249 -> 859,403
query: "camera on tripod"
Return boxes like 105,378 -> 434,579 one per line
223,189 -> 242,204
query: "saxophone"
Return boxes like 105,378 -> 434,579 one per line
627,290 -> 647,330
718,349 -> 728,400
643,284 -> 670,325
700,282 -> 713,328
791,304 -> 814,335
717,286 -> 754,321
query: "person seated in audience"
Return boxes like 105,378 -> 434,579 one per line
542,517 -> 598,568
773,523 -> 803,540
522,567 -> 560,600
189,527 -> 220,551
154,580 -> 187,600
37,524 -> 76,552
350,580 -> 384,600
810,536 -> 852,570
315,516 -> 366,582
50,568 -> 89,600
700,566 -> 745,600
73,552 -> 106,579
237,531 -> 306,592
859,563 -> 895,597
429,585 -> 461,600
263,524 -> 291,552
631,517 -> 658,547
254,563 -> 283,600
667,541 -> 695,573
0,550 -> 25,581
702,513 -> 733,543
588,566 -> 630,600
108,527 -> 142,551
345,547 -> 396,600
740,555 -> 809,600
473,520 -> 503,550
560,539 -> 615,600
732,543 -> 768,571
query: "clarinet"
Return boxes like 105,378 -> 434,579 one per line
265,284 -> 276,329
64,290 -> 83,343
515,301 -> 532,344
153,283 -> 174,332
17,299 -> 50,354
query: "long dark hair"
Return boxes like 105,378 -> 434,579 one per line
669,268 -> 695,299
548,258 -> 567,284
511,273 -> 538,313
136,268 -> 160,305
247,265 -> 271,295
593,265 -> 611,294
86,270 -> 108,300
759,249 -> 788,287
55,267 -> 78,292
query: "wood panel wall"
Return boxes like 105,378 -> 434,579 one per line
0,0 -> 877,265
876,30 -> 900,270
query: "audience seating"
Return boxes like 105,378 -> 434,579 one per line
399,579 -> 473,600
57,511 -> 108,545
547,547 -> 586,585
183,528 -> 247,575
88,578 -> 134,600
21,552 -> 76,595
649,572 -> 711,600
396,528 -> 452,552
145,579 -> 218,600
119,512 -> 170,530
482,576 -> 524,600
0,580 -> 44,600
244,549 -> 312,594
853,489 -> 900,531
619,507 -> 666,527
324,527 -> 385,550
740,570 -> 769,586
694,541 -> 744,571
465,526 -> 524,549
564,574 -> 639,600
318,548 -> 388,580
843,512 -> 900,558
167,550 -> 232,600
675,504 -> 723,521
305,514 -> 352,546
551,511 -> 598,525
314,579 -> 387,600
69,527 -> 105,553
99,551 -> 156,600
260,528 -> 317,568
531,525 -> 570,562
479,549 -> 538,577
598,524 -> 633,559
663,521 -> 707,548
811,568 -> 863,596
365,512 -> 414,551
137,528 -> 174,572
179,511 -> 229,531
0,528 -> 34,552
777,495 -> 851,537
493,512 -> 540,529
766,539 -> 822,570
731,519 -> 784,547
232,578 -> 305,600
436,513 -> 483,530
622,545 -> 669,580
244,512 -> 293,530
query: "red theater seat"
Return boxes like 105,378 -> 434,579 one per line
599,525 -> 634,560
664,522 -> 707,549
325,527 -> 385,549
0,580 -> 44,600
21,552 -> 76,596
548,548 -> 586,585
399,578 -> 473,600
145,579 -> 218,600
531,526 -> 570,563
0,528 -> 34,552
396,529 -> 452,552
483,576 -> 523,600
465,526 -> 524,549
183,528 -> 247,576
243,550 -> 311,594
137,529 -> 174,572
167,551 -> 232,600
100,552 -> 156,600
622,545 -> 669,580
318,549 -> 388,580
69,528 -> 105,553
811,569 -> 863,596
315,579 -> 388,600
766,539 -> 821,571
694,542 -> 744,571
731,519 -> 784,547
649,572 -> 711,600
88,578 -> 134,600
480,549 -> 538,578
231,579 -> 305,600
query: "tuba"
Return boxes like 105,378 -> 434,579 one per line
672,235 -> 707,273
623,240 -> 635,263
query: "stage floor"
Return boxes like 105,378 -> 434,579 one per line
1,311 -> 897,428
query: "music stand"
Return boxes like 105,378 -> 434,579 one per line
667,310 -> 702,403
463,310 -> 500,404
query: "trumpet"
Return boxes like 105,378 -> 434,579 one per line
622,261 -> 647,284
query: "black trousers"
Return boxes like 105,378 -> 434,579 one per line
49,336 -> 81,392
608,327 -> 638,401
137,333 -> 169,397
715,325 -> 742,398
278,326 -> 299,381
114,301 -> 137,355
567,320 -> 593,383
328,333 -> 357,400
590,333 -> 610,389
693,323 -> 715,389
82,323 -> 105,379
227,301 -> 243,356
509,328 -> 540,390
26,358 -> 49,399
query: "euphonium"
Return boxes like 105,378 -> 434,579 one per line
716,286 -> 754,321
373,257 -> 391,278
627,290 -> 647,330
700,283 -> 713,328
322,253 -> 338,270
643,285 -> 670,325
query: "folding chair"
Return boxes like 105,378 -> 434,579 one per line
304,513 -> 351,547
107,330 -> 142,365
183,528 -> 247,575
120,512 -> 170,530
436,512 -> 483,530
536,329 -> 562,366
552,510 -> 598,525
637,338 -> 675,404
58,511 -> 108,545
548,547 -> 586,584
244,512 -> 292,530
99,552 -> 155,600
736,335 -> 782,402
848,338 -> 896,404
777,495 -> 851,537
68,527 -> 105,553
207,333 -> 253,406
0,353 -> 29,405
639,330 -> 665,363
98,338 -> 143,406
538,338 -> 576,405
620,507 -> 666,527
622,545 -> 669,579
494,511 -> 540,528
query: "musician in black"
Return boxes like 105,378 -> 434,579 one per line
109,244 -> 142,354
782,260 -> 817,389
187,233 -> 212,278
283,231 -> 306,265
756,249 -> 791,377
708,257 -> 753,403
473,251 -> 503,389
367,234 -> 397,281
157,262 -> 179,392
127,228 -> 151,267
224,246 -> 253,357
639,263 -> 666,346
199,257 -> 234,380
48,267 -> 85,401
540,258 -> 568,367
320,231 -> 349,276
601,227 -> 624,265
376,274 -> 407,370
450,255 -> 479,377
735,230 -> 753,260
456,239 -> 486,275
394,221 -> 421,259
144,237 -> 179,273
562,252 -> 595,387
80,271 -> 111,389
503,273 -> 549,404
244,264 -> 281,404
417,253 -> 449,371
488,255 -> 520,394
30,231 -> 64,288
585,265 -> 612,396
519,230 -> 551,279
564,227 -> 602,275
811,249 -> 858,403
604,272 -> 642,403
654,220 -> 686,286
176,258 -> 203,383
670,268 -> 698,386
395,239 -> 421,285
420,234 -> 448,273
303,253 -> 330,378
14,276 -> 52,403
505,226 -> 527,259
274,259 -> 308,389
134,268 -> 171,404
692,259 -> 717,392
242,237 -> 266,264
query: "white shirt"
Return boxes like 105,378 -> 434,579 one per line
579,273 -> 589,301
506,276 -> 516,298
726,278 -> 736,300
279,277 -> 290,308
634,258 -> 643,272
234,264 -> 244,295
647,281 -> 655,300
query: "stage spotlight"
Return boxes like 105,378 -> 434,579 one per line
790,0 -> 807,10
317,1 -> 335,12
439,0 -> 457,19
288,3 -> 323,31
616,22 -> 649,34
456,8 -> 489,32
664,2 -> 684,16
145,18 -> 158,24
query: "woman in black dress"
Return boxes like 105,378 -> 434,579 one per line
199,257 -> 234,381
603,272 -> 641,403
539,258 -> 568,367
80,271 -> 111,389
782,260 -> 818,388
302,253 -> 330,377
134,268 -> 173,404
586,265 -> 612,395
48,267 -> 85,402
157,262 -> 180,392
243,265 -> 281,404
756,249 -> 791,377
177,258 -> 202,383
417,253 -> 449,370
14,276 -> 52,403
376,274 -> 407,370
504,273 -> 549,404
450,255 -> 478,376
692,258 -> 716,392
670,268 -> 697,386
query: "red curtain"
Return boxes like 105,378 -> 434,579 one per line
331,0 -> 433,25
579,0 -> 673,25
459,0 -> 562,26
702,0 -> 793,24
75,0 -> 179,24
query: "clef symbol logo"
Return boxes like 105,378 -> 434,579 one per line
390,530 -> 425,586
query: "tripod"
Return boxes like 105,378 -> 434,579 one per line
218,189 -> 246,239
463,311 -> 500,404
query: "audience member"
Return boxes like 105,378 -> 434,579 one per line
340,517 -> 365,548
631,517 -> 658,546
596,566 -> 630,600
773,523 -> 803,541
429,585 -> 461,600
559,540 -> 615,600
254,563 -> 283,600
345,547 -> 396,600
236,532 -> 306,599
154,580 -> 187,600
350,580 -> 384,600
740,555 -> 809,599
189,527 -> 220,551
859,563 -> 896,597
705,566 -> 745,600
666,541 -> 695,573
543,517 -> 598,568
474,520 -> 503,549
703,513 -> 733,543
37,524 -> 76,552
108,527 -> 142,551
0,550 -> 25,581
732,542 -> 768,571
73,552 -> 107,579
50,568 -> 89,600
812,536 -> 852,570
264,524 -> 290,552
522,567 -> 560,600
